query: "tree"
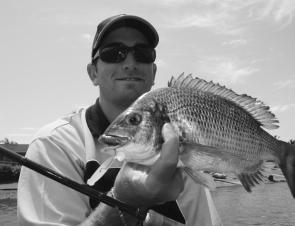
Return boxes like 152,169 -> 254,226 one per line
0,137 -> 18,144
289,139 -> 295,144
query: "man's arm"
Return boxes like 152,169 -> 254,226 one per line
17,136 -> 91,226
18,123 -> 182,226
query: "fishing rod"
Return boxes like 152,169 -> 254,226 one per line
0,144 -> 147,221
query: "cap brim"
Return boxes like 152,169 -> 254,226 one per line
92,14 -> 159,60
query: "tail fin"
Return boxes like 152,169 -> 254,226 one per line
278,141 -> 295,198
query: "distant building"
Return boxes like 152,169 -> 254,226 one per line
0,144 -> 28,164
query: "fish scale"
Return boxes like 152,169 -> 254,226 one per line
98,74 -> 295,196
148,88 -> 272,161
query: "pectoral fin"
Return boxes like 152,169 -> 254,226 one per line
183,167 -> 216,191
180,142 -> 223,157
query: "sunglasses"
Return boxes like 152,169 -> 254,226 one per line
93,43 -> 156,64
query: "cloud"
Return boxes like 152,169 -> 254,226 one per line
19,127 -> 39,131
271,104 -> 295,113
6,128 -> 39,139
162,0 -> 295,35
259,0 -> 295,27
155,0 -> 193,6
155,58 -> 166,67
222,39 -> 248,47
81,33 -> 93,42
25,0 -> 295,33
197,56 -> 259,85
5,133 -> 34,144
274,78 -> 295,89
166,6 -> 246,35
7,133 -> 33,137
5,128 -> 39,143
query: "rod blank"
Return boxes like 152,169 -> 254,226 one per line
0,144 -> 147,220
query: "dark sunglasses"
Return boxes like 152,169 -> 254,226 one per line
93,43 -> 156,64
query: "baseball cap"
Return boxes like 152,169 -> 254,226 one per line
91,14 -> 159,61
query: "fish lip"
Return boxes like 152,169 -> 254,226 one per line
98,134 -> 130,146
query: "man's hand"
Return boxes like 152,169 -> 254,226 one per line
113,123 -> 184,207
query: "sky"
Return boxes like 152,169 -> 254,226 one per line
0,0 -> 294,144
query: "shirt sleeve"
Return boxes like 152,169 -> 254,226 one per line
17,136 -> 90,226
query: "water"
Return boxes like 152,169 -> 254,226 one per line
1,183 -> 294,226
0,190 -> 17,226
212,183 -> 295,226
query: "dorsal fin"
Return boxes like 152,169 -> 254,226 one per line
168,73 -> 279,130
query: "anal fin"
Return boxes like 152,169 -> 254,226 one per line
238,170 -> 265,192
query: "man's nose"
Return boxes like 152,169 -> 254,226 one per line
122,52 -> 137,70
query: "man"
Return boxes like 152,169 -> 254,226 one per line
17,14 -> 222,226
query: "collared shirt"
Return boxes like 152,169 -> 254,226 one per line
17,101 -> 223,226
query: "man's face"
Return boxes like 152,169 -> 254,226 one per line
89,27 -> 156,108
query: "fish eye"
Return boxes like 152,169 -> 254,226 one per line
126,113 -> 142,126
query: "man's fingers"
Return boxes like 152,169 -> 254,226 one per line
161,123 -> 179,164
162,123 -> 178,142
149,123 -> 179,180
115,123 -> 184,205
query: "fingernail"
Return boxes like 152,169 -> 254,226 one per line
162,123 -> 176,141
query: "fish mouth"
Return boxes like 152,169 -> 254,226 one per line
98,134 -> 130,146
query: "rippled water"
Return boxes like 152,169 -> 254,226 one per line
0,190 -> 17,226
212,182 -> 295,226
1,183 -> 295,226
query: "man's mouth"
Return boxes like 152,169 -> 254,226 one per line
116,77 -> 143,81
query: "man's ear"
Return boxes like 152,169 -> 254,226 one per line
87,63 -> 100,86
152,63 -> 157,85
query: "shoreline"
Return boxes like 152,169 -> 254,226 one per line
0,182 -> 18,190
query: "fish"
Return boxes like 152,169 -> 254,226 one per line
97,73 -> 295,196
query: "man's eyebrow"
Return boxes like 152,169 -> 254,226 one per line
101,42 -> 122,48
101,42 -> 151,48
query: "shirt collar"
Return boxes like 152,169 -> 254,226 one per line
85,98 -> 110,139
